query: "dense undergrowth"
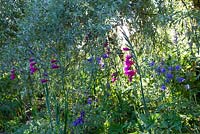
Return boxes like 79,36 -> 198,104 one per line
0,0 -> 200,133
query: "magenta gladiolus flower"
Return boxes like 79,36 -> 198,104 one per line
125,70 -> 136,77
30,61 -> 37,66
111,72 -> 118,83
103,41 -> 108,47
51,59 -> 59,69
128,76 -> 133,82
123,54 -> 136,82
29,57 -> 35,62
30,67 -> 38,74
51,64 -> 59,69
51,59 -> 57,63
29,58 -> 38,75
106,47 -> 111,55
125,54 -> 132,60
123,47 -> 130,51
111,72 -> 117,77
124,66 -> 130,72
11,69 -> 15,73
111,77 -> 117,83
10,69 -> 16,80
10,74 -> 15,80
41,79 -> 48,84
10,73 -> 15,80
124,60 -> 134,67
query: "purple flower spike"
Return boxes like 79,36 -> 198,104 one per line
72,111 -> 85,127
80,111 -> 85,117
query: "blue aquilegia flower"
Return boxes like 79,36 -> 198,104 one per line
96,57 -> 101,64
161,84 -> 166,91
102,53 -> 109,59
176,77 -> 185,83
185,84 -> 190,90
165,79 -> 170,83
156,66 -> 161,74
168,66 -> 173,71
87,57 -> 93,63
160,68 -> 166,73
166,73 -> 173,80
175,65 -> 181,71
87,98 -> 92,105
149,61 -> 155,67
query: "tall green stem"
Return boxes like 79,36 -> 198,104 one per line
121,27 -> 152,134
44,84 -> 53,132
62,67 -> 69,134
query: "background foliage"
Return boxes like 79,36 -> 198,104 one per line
0,0 -> 200,133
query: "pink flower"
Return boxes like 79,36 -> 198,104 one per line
11,69 -> 15,73
123,47 -> 130,51
41,79 -> 48,84
123,54 -> 136,82
29,57 -> 35,62
111,72 -> 118,83
128,76 -> 133,82
51,59 -> 59,69
51,64 -> 59,69
124,60 -> 134,67
10,69 -> 16,80
30,61 -> 37,66
111,77 -> 117,83
30,67 -> 38,74
10,73 -> 15,80
51,59 -> 57,63
103,41 -> 108,47
125,70 -> 136,77
111,72 -> 117,77
29,58 -> 38,75
106,47 -> 111,55
124,66 -> 130,72
125,54 -> 132,60
125,70 -> 136,82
